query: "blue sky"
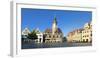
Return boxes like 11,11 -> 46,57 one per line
21,8 -> 92,36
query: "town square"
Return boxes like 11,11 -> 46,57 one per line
21,8 -> 92,49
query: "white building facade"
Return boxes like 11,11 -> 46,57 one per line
22,28 -> 30,38
35,28 -> 43,43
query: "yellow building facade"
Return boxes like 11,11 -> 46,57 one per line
67,22 -> 92,43
82,23 -> 92,42
67,29 -> 82,42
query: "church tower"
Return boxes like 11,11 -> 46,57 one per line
52,17 -> 57,35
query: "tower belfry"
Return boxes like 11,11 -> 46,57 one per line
52,17 -> 58,34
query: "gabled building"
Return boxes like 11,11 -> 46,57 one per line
22,27 -> 30,39
34,28 -> 43,43
67,22 -> 92,43
82,23 -> 92,42
44,17 -> 63,43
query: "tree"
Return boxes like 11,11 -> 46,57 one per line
27,30 -> 38,40
62,37 -> 67,42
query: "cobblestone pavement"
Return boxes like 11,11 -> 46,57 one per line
22,42 -> 92,49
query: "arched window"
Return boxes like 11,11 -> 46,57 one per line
49,35 -> 51,38
53,35 -> 55,38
